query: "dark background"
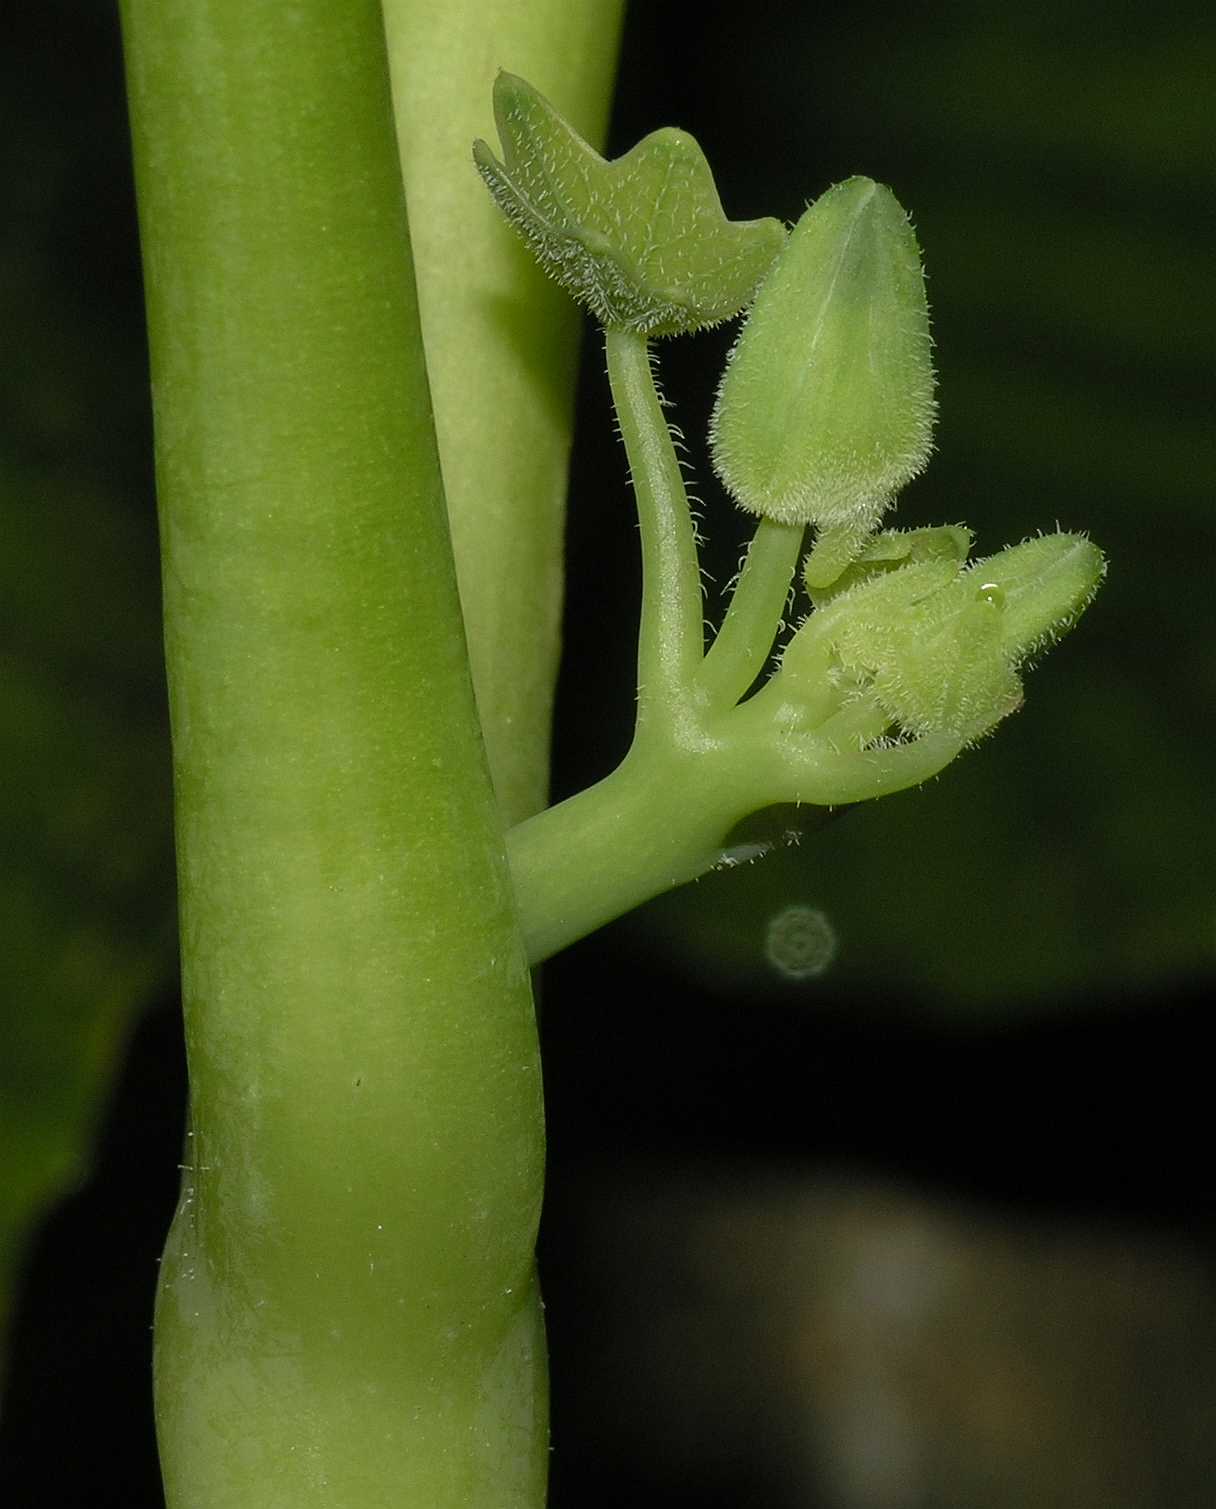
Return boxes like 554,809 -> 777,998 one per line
2,2 -> 1214,1505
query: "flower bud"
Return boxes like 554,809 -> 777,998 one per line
709,177 -> 936,536
837,576 -> 1021,743
827,531 -> 1106,743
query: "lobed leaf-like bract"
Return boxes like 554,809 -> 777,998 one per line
474,73 -> 787,337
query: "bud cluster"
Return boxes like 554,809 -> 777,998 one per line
478,75 -> 1106,963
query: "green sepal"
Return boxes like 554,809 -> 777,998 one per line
807,524 -> 973,605
835,576 -> 1022,743
965,531 -> 1108,662
709,176 -> 936,529
473,72 -> 786,337
774,554 -> 959,729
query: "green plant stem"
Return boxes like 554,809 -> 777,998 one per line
508,742 -> 743,966
121,3 -> 545,1505
699,517 -> 805,706
381,1 -> 626,825
605,328 -> 706,728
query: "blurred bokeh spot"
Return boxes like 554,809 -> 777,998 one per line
766,906 -> 838,982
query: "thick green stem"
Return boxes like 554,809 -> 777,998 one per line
604,328 -> 706,729
121,3 -> 545,1505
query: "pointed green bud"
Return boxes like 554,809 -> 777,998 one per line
836,575 -> 1022,743
473,73 -> 787,337
777,555 -> 961,715
964,531 -> 1107,662
821,530 -> 1105,743
709,177 -> 936,537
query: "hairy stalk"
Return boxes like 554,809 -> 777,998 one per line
605,329 -> 706,726
509,722 -> 962,965
699,517 -> 805,706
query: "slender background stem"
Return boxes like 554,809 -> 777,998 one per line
382,0 -> 626,826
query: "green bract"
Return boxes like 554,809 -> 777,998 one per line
806,523 -> 973,605
709,177 -> 936,547
473,72 -> 786,336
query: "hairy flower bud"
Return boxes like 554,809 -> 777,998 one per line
849,533 -> 1103,741
709,177 -> 936,548
779,531 -> 1105,745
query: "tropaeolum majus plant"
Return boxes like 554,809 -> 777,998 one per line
481,74 -> 1105,964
